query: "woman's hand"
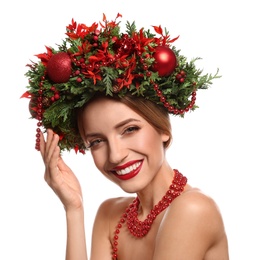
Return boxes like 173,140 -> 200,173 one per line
40,129 -> 83,212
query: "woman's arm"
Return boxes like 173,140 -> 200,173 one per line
66,207 -> 87,260
40,129 -> 88,260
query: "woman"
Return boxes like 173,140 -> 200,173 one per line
23,14 -> 229,259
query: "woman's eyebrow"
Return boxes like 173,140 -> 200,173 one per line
85,118 -> 141,139
114,118 -> 141,129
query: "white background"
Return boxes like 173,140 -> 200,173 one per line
1,0 -> 252,259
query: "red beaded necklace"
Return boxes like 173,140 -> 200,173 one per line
112,169 -> 187,260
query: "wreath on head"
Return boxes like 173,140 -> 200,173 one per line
21,13 -> 220,154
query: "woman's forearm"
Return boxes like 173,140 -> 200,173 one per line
65,207 -> 88,260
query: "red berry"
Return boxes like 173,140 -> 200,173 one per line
54,93 -> 60,100
76,77 -> 82,83
180,78 -> 185,83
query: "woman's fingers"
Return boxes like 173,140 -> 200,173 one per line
45,130 -> 59,162
39,129 -> 56,159
39,129 -> 61,181
40,130 -> 59,163
39,129 -> 83,211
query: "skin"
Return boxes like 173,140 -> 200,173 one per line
40,97 -> 229,260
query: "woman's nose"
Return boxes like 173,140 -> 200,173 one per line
107,138 -> 127,164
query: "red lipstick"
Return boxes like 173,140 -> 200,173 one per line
111,160 -> 143,180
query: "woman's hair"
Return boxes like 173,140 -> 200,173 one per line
77,93 -> 172,149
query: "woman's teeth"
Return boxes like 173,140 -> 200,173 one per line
115,162 -> 141,175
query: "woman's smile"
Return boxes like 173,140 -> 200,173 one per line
111,160 -> 143,180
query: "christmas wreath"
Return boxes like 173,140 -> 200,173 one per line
21,13 -> 220,153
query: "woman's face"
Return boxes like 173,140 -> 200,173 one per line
81,97 -> 170,193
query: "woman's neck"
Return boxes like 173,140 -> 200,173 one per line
136,162 -> 175,219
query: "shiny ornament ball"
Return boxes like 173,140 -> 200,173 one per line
47,52 -> 72,83
29,99 -> 36,118
153,46 -> 177,77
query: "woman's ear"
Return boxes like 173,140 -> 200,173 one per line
162,133 -> 170,143
161,133 -> 170,143
161,133 -> 171,149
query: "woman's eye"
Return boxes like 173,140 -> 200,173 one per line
87,139 -> 104,148
124,126 -> 140,134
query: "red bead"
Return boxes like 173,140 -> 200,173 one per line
143,65 -> 148,70
164,102 -> 170,108
160,96 -> 165,103
191,96 -> 196,101
156,90 -> 162,97
111,170 -> 187,259
153,84 -> 159,90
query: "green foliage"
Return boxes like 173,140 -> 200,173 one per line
24,15 -> 220,153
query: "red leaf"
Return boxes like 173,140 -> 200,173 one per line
153,25 -> 163,35
74,145 -> 79,154
79,149 -> 85,154
116,13 -> 122,19
169,35 -> 180,43
20,91 -> 31,99
88,56 -> 100,62
35,46 -> 52,65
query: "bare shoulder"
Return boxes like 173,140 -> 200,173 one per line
90,196 -> 134,259
93,196 -> 135,235
173,187 -> 222,217
154,187 -> 229,260
96,196 -> 134,218
166,187 -> 225,237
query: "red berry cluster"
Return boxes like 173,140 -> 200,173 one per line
176,70 -> 186,83
92,30 -> 100,47
50,86 -> 60,102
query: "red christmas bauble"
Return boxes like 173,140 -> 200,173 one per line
153,46 -> 177,77
47,52 -> 72,83
29,98 -> 37,118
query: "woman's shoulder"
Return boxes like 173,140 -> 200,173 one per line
154,187 -> 228,259
95,196 -> 134,221
90,196 -> 136,258
173,186 -> 222,217
160,186 -> 226,246
99,196 -> 134,208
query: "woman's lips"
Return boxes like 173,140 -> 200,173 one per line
111,160 -> 143,180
